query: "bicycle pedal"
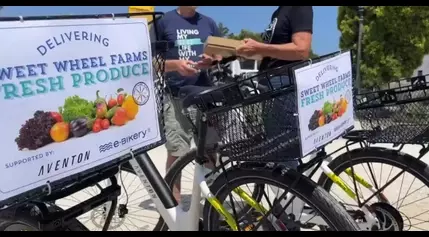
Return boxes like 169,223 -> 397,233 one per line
239,219 -> 255,231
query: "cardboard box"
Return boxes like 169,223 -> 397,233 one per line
204,36 -> 263,61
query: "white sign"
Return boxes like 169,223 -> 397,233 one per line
0,18 -> 161,202
295,51 -> 354,156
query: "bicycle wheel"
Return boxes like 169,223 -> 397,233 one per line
154,148 -> 265,231
318,147 -> 429,231
55,165 -> 160,231
203,163 -> 360,231
0,204 -> 88,231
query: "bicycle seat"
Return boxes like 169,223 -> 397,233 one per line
342,130 -> 373,142
178,85 -> 225,109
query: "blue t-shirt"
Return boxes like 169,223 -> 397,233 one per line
154,10 -> 220,93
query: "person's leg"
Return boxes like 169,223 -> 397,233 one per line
164,95 -> 193,202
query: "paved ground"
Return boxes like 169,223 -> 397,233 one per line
55,121 -> 429,231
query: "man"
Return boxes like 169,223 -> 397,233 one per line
237,6 -> 313,168
154,6 -> 221,201
237,6 -> 312,70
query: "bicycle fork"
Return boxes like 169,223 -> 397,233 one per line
319,159 -> 380,230
198,164 -> 285,231
225,156 -> 383,230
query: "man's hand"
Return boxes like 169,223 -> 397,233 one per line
236,38 -> 264,57
176,60 -> 198,76
196,54 -> 220,69
165,60 -> 198,76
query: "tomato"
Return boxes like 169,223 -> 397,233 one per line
92,123 -> 102,133
50,122 -> 70,142
111,115 -> 127,126
101,119 -> 110,130
95,118 -> 102,125
115,107 -> 127,118
108,98 -> 117,109
50,112 -> 63,123
117,94 -> 125,106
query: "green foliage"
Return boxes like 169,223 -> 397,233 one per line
338,6 -> 429,88
228,29 -> 263,42
217,22 -> 230,37
310,49 -> 319,58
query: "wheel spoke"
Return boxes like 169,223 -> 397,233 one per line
324,156 -> 429,231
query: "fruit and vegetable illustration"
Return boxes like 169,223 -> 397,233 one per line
308,95 -> 348,131
15,88 -> 140,150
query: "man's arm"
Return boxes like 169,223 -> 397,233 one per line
255,6 -> 313,60
165,60 -> 184,72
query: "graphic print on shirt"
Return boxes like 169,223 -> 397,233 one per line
175,29 -> 202,60
262,18 -> 277,43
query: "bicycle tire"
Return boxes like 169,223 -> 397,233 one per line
317,147 -> 429,231
203,163 -> 360,231
53,164 -> 160,231
153,148 -> 265,231
0,204 -> 88,231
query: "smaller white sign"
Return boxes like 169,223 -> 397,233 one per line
294,51 -> 354,156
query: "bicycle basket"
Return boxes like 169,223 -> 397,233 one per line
355,74 -> 429,144
193,64 -> 302,162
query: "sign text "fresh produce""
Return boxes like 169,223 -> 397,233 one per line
0,51 -> 150,100
300,70 -> 352,108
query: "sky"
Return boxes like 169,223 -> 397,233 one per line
0,6 -> 340,55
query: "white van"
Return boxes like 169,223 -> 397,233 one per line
230,59 -> 259,77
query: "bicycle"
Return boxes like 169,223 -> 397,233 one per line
154,55 -> 429,231
317,76 -> 429,231
152,52 -> 365,231
0,13 -> 358,231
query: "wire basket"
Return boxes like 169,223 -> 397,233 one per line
355,74 -> 429,144
0,13 -> 168,209
193,64 -> 301,162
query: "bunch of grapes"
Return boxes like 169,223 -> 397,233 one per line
15,110 -> 56,150
308,110 -> 320,131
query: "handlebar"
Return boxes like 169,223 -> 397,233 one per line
208,56 -> 237,82
211,56 -> 238,66
208,56 -> 270,94
240,80 -> 270,93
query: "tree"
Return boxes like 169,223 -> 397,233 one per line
338,6 -> 429,88
217,22 -> 230,37
228,29 -> 263,42
310,49 -> 319,58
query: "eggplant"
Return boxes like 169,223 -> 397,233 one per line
70,117 -> 90,137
